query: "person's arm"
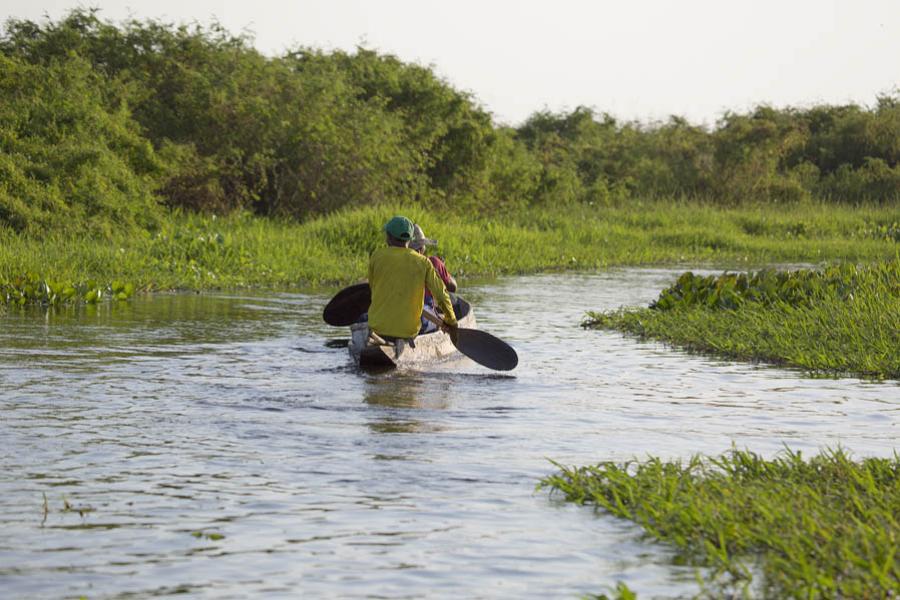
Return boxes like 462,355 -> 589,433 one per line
424,262 -> 457,328
431,256 -> 457,293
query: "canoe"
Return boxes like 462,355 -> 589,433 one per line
349,297 -> 475,369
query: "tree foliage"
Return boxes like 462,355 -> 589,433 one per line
0,51 -> 163,235
0,10 -> 897,234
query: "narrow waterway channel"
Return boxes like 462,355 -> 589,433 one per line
1,269 -> 897,598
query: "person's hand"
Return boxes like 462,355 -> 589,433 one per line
440,321 -> 457,334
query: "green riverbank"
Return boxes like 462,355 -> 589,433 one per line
584,259 -> 900,379
3,202 -> 899,304
540,448 -> 900,599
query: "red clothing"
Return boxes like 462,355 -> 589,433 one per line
424,256 -> 453,305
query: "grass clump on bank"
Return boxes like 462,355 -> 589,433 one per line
584,259 -> 900,379
540,448 -> 900,598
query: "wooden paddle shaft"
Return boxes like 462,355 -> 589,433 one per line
421,309 -> 451,329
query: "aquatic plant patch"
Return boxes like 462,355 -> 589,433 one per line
0,273 -> 135,306
540,448 -> 900,598
585,260 -> 900,379
648,263 -> 874,311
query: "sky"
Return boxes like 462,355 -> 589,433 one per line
2,0 -> 898,127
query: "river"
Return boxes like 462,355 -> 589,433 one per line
1,269 -> 897,599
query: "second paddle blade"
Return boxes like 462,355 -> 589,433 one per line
323,283 -> 371,326
453,328 -> 518,371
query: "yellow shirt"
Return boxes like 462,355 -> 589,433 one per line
367,246 -> 458,338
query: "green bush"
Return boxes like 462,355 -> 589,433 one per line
0,53 -> 164,235
819,157 -> 900,203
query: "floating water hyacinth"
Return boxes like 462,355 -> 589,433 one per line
0,273 -> 136,306
647,263 -> 880,311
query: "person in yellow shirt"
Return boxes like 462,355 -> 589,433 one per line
367,216 -> 458,341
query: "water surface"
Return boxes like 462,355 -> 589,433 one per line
2,269 -> 897,598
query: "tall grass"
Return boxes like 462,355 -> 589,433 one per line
585,259 -> 900,379
1,201 -> 898,303
540,448 -> 900,598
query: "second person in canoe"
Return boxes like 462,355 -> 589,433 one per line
410,224 -> 457,333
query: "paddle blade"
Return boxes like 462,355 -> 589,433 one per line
453,328 -> 518,371
323,283 -> 371,326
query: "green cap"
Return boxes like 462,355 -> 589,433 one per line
383,215 -> 414,241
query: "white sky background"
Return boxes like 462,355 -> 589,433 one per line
2,0 -> 898,127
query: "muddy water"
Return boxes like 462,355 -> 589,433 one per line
1,269 -> 897,598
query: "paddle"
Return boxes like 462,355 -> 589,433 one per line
421,311 -> 518,371
322,282 -> 371,326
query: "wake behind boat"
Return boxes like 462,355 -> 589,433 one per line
349,297 -> 475,369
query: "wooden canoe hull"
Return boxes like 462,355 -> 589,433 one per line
349,298 -> 475,369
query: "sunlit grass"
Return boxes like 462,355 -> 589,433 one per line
1,200 -> 898,304
540,448 -> 900,598
584,260 -> 900,379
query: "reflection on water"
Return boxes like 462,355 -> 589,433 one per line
1,269 -> 898,599
363,372 -> 449,433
